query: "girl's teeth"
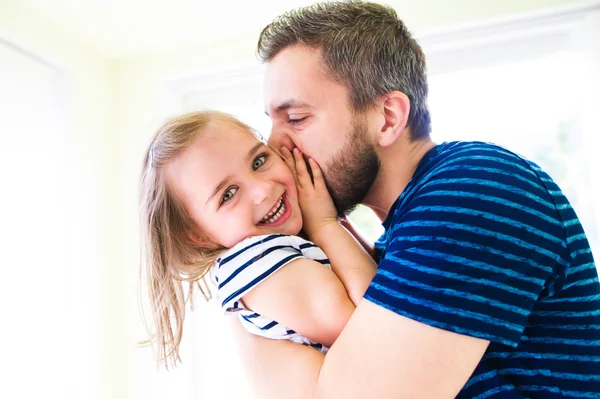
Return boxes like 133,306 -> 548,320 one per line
262,199 -> 286,224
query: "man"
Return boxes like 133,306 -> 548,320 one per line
233,2 -> 600,398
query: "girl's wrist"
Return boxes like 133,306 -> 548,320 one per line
307,220 -> 342,247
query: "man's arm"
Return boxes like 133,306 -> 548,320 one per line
233,299 -> 489,399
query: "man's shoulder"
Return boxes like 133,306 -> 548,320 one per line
425,141 -> 530,170
409,140 -> 545,195
385,140 -> 560,240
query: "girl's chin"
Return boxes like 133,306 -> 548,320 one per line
277,215 -> 303,237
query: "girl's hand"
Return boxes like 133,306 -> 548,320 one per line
281,147 -> 338,241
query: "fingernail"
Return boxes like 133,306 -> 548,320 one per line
280,146 -> 288,153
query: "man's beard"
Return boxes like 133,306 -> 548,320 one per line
323,113 -> 380,217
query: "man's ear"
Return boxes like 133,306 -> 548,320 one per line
375,91 -> 410,148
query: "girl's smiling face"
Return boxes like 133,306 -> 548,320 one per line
164,121 -> 303,248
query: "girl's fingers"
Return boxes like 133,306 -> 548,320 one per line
308,158 -> 326,192
293,148 -> 311,189
280,147 -> 297,179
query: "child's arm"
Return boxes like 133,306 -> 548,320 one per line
339,216 -> 376,257
242,257 -> 355,348
307,222 -> 377,307
287,147 -> 377,306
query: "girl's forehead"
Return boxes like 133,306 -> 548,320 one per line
204,119 -> 259,139
192,121 -> 263,158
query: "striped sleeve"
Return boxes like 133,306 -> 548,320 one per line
295,237 -> 331,267
365,144 -> 567,346
214,234 -> 304,313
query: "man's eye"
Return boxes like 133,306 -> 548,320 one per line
221,187 -> 238,203
288,116 -> 307,125
253,155 -> 267,170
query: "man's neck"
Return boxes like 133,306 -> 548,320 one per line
363,135 -> 436,222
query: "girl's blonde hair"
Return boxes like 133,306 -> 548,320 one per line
139,110 -> 262,368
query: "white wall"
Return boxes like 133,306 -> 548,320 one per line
0,2 -> 120,398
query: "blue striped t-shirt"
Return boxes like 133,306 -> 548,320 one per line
364,141 -> 600,398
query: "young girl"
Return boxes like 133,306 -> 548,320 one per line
140,110 -> 377,367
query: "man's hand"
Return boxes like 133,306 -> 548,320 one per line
281,147 -> 337,242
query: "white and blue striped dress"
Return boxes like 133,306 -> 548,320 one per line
214,234 -> 331,353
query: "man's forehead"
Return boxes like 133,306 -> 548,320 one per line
264,69 -> 306,107
263,71 -> 321,116
264,51 -> 343,113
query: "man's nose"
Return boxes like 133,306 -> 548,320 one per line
268,126 -> 296,152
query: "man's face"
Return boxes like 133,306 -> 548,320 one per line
265,44 -> 379,215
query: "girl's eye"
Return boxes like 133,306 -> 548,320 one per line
221,187 -> 238,203
252,155 -> 267,170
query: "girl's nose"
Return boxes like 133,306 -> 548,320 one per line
251,178 -> 274,205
